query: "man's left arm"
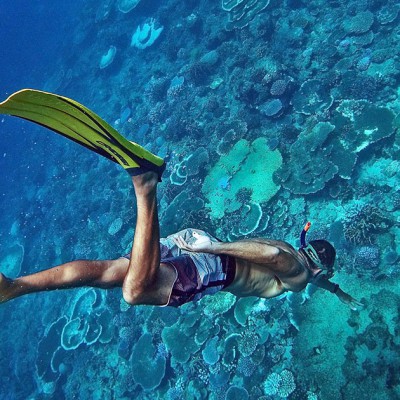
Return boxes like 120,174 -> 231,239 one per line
311,276 -> 363,311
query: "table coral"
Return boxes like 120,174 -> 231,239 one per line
202,336 -> 220,365
234,297 -> 258,326
1,242 -> 24,277
258,98 -> 283,117
131,332 -> 166,390
202,138 -> 282,219
222,0 -> 271,30
108,217 -> 123,235
170,147 -> 209,185
343,11 -> 374,35
131,18 -> 163,49
237,202 -> 263,235
36,316 -> 68,385
277,99 -> 397,195
275,122 -> 338,195
292,79 -> 333,115
203,292 -> 236,316
342,290 -> 400,397
225,385 -> 249,400
161,189 -> 204,235
61,317 -> 89,350
162,320 -> 201,363
99,46 -> 116,69
117,0 -> 141,13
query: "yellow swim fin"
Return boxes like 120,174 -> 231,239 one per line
0,89 -> 165,179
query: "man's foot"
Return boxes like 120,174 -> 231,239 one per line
0,273 -> 14,304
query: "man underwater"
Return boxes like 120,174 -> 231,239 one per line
0,89 -> 361,310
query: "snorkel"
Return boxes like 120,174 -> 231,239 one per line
300,221 -> 311,249
299,222 -> 332,274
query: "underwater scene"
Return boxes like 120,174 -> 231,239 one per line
0,0 -> 399,399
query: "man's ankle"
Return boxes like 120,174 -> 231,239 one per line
132,172 -> 158,196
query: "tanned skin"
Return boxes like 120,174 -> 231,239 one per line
0,171 -> 361,310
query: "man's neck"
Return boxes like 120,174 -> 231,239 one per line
297,249 -> 321,280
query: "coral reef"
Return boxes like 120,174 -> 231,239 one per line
343,203 -> 392,245
99,46 -> 116,69
131,332 -> 166,390
3,0 -> 400,398
131,19 -> 164,49
117,0 -> 141,13
222,0 -> 271,30
202,137 -> 282,219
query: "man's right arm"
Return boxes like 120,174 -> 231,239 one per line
173,234 -> 297,277
173,234 -> 278,263
207,239 -> 280,264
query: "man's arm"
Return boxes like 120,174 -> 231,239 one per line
174,234 -> 278,262
173,234 -> 295,276
311,275 -> 363,310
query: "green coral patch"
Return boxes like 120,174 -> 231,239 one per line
202,138 -> 282,219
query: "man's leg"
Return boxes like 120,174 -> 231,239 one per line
0,173 -> 172,306
122,172 -> 176,306
0,258 -> 128,304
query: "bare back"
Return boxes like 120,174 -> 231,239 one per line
225,239 -> 309,299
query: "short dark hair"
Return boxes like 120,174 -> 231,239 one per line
308,239 -> 336,269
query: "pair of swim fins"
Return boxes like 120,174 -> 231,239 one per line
0,89 -> 165,180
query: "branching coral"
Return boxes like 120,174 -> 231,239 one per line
353,246 -> 380,276
264,369 -> 296,398
238,330 -> 259,357
343,203 -> 392,244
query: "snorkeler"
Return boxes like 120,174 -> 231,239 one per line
0,89 -> 361,310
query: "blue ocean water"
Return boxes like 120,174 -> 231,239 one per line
1,0 -> 399,399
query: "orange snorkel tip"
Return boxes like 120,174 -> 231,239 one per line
300,221 -> 312,248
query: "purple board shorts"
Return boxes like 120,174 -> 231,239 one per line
123,228 -> 236,307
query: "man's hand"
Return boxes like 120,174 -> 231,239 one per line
173,232 -> 214,253
336,289 -> 363,311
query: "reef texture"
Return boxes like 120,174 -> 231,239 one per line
1,0 -> 400,399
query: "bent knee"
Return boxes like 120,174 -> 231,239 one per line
122,285 -> 137,305
122,278 -> 148,305
122,275 -> 159,305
